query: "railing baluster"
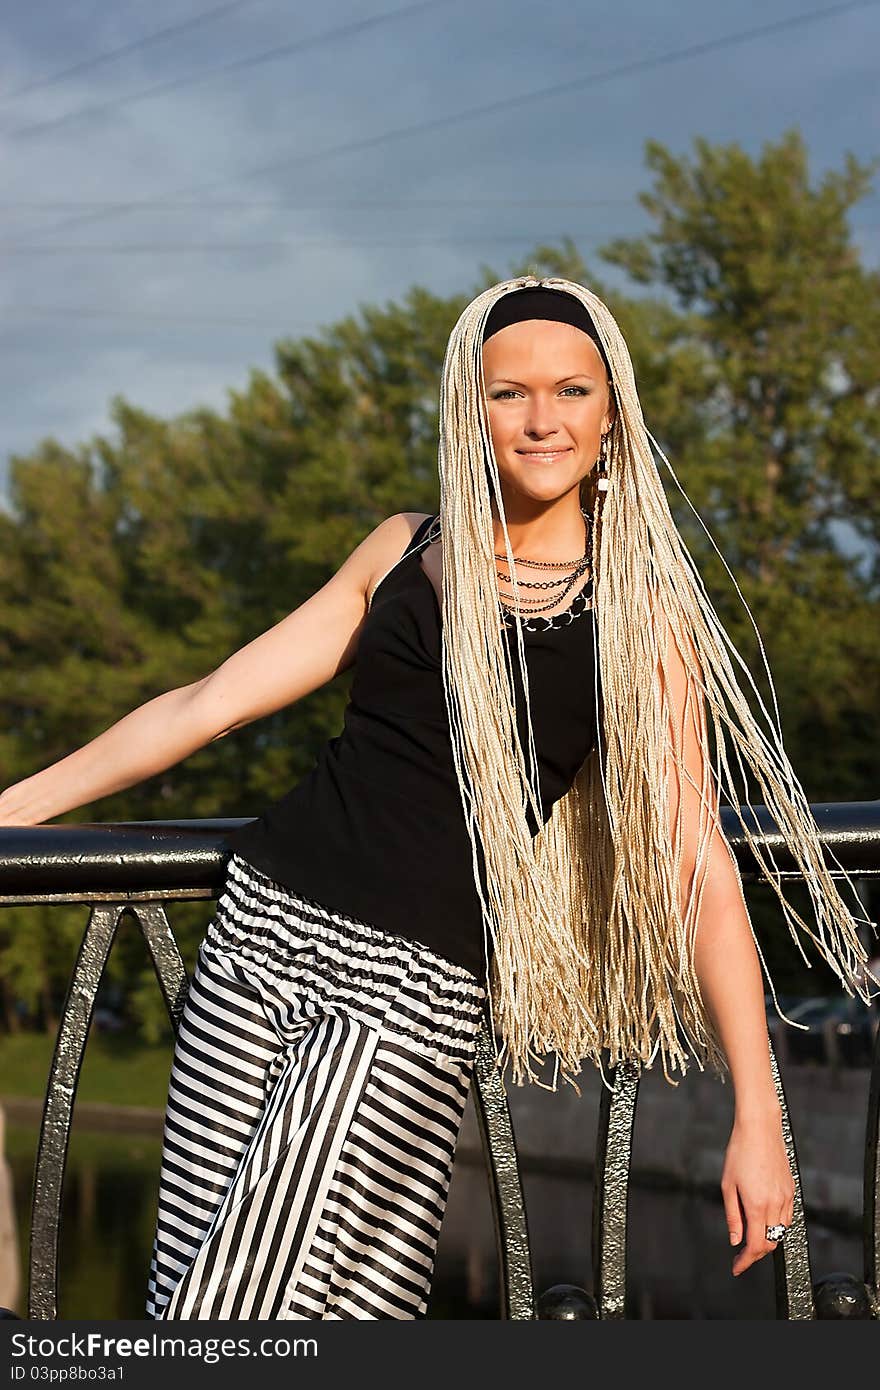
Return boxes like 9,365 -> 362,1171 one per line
29,904 -> 125,1320
768,1041 -> 814,1319
28,900 -> 189,1320
862,1014 -> 880,1315
592,1055 -> 640,1319
469,1016 -> 535,1319
135,902 -> 190,1028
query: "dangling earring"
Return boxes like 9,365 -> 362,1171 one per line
596,429 -> 611,494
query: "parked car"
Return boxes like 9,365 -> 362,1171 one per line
767,996 -> 830,1064
764,993 -> 805,1033
766,994 -> 877,1066
92,1005 -> 126,1034
819,994 -> 878,1067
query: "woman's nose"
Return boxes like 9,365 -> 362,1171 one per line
524,399 -> 560,437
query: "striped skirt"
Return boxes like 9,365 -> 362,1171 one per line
145,853 -> 487,1320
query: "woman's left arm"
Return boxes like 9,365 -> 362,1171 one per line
656,610 -> 796,1278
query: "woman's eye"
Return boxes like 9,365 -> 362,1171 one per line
491,386 -> 589,400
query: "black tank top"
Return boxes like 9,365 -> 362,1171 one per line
225,514 -> 600,979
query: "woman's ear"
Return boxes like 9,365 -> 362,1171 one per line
580,469 -> 598,514
604,383 -> 617,433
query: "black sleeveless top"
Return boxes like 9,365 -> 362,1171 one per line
224,514 -> 600,979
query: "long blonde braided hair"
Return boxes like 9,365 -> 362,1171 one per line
436,273 -> 879,1094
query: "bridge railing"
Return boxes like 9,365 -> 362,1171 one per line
0,802 -> 878,1320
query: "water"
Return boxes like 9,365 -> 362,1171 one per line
3,1121 -> 863,1319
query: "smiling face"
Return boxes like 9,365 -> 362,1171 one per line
481,317 -> 616,511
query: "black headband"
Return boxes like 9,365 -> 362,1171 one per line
481,287 -> 612,378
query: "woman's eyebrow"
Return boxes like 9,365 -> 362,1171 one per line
488,373 -> 597,387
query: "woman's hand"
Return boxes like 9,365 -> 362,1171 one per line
721,1105 -> 795,1277
0,782 -> 47,826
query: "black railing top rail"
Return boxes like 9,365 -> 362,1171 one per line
2,801 -> 879,898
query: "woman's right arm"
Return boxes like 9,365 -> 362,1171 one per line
0,512 -> 427,826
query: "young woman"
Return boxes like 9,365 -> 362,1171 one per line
3,277 -> 876,1320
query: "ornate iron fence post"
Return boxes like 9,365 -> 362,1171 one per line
592,1055 -> 640,1319
767,1040 -> 814,1319
469,1016 -> 535,1319
28,899 -> 189,1320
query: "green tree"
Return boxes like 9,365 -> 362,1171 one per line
600,129 -> 880,801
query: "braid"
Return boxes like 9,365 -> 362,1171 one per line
437,274 -> 879,1093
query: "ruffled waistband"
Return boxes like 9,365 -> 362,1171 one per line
201,854 -> 487,1066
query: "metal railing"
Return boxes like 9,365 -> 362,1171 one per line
1,801 -> 878,1320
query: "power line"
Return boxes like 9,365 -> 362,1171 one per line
20,0 -> 880,249
0,0 -> 267,105
3,304 -> 304,326
220,0 -> 880,192
4,0 -> 457,141
0,196 -> 639,210
0,232 -> 612,253
3,222 -> 876,257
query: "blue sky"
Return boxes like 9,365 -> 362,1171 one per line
2,0 -> 879,505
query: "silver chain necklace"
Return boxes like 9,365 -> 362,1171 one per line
496,508 -> 593,620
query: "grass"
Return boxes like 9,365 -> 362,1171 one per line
0,1030 -> 172,1110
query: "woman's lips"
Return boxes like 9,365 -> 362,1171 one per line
516,448 -> 572,464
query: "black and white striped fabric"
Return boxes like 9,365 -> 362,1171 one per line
146,853 -> 487,1320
